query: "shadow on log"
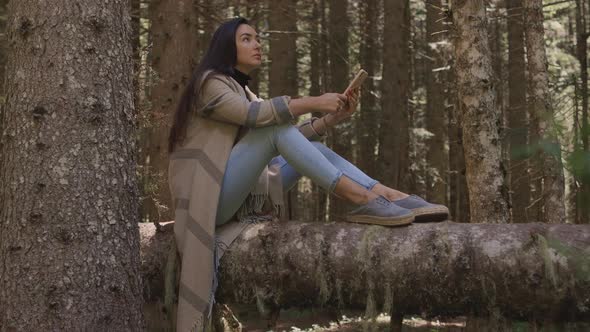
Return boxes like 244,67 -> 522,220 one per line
139,221 -> 590,329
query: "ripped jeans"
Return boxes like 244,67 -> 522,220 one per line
215,123 -> 379,225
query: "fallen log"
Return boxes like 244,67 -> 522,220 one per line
139,221 -> 590,326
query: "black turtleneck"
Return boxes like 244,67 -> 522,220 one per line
230,68 -> 252,93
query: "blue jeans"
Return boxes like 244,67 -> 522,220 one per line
215,123 -> 379,225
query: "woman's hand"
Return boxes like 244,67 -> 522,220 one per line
314,93 -> 348,114
324,87 -> 360,126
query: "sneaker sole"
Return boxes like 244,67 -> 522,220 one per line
345,214 -> 414,226
412,206 -> 449,222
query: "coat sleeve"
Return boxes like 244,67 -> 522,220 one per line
196,75 -> 296,127
297,117 -> 328,142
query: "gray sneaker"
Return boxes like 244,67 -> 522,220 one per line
392,194 -> 449,222
345,195 -> 414,226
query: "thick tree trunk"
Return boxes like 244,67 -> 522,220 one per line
139,221 -> 590,325
575,0 -> 590,224
379,0 -> 411,193
130,0 -> 141,110
425,0 -> 448,205
0,1 -> 145,330
448,46 -> 471,223
269,0 -> 299,221
506,0 -> 531,224
197,0 -> 222,56
524,0 -> 567,224
145,0 -> 199,223
327,0 -> 350,221
307,0 -> 327,223
358,0 -> 379,178
269,0 -> 298,98
451,0 -> 510,224
0,0 -> 8,96
309,0 -> 328,222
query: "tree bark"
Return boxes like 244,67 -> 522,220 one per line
310,0 -> 329,222
425,0 -> 448,205
524,0 -> 567,224
575,0 -> 589,224
327,0 -> 350,221
358,0 -> 379,178
145,0 -> 199,223
0,0 -> 8,96
450,0 -> 510,224
448,39 -> 471,224
379,0 -> 411,193
139,221 -> 590,325
506,0 -> 531,223
269,0 -> 299,221
0,1 -> 145,330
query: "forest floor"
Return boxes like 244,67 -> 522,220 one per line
235,307 -> 590,332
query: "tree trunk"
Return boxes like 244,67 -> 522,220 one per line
139,221 -> 590,325
197,0 -> 222,56
451,0 -> 510,224
379,0 -> 411,193
524,0 -> 567,224
425,0 -> 448,205
490,0 -> 510,226
269,0 -> 299,221
506,0 -> 531,223
0,0 -> 8,96
575,0 -> 589,224
145,0 -> 199,223
0,1 -> 145,330
448,36 -> 471,224
308,0 -> 327,222
327,0 -> 350,221
358,0 -> 379,178
130,0 -> 142,110
0,0 -> 8,158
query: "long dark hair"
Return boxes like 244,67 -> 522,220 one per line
168,17 -> 249,153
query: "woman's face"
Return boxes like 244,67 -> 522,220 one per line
235,24 -> 262,74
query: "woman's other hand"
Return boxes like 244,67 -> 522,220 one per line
315,93 -> 348,114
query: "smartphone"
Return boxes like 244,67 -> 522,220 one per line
344,69 -> 368,94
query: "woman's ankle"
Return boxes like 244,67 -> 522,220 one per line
333,175 -> 378,205
370,183 -> 409,201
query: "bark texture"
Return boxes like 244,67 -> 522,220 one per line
327,0 -> 350,221
575,0 -> 589,224
448,51 -> 471,223
524,0 -> 567,224
0,0 -> 144,330
139,221 -> 590,325
425,0 -> 448,205
358,0 -> 379,178
451,0 -> 509,224
506,0 -> 531,223
145,0 -> 199,223
269,0 -> 299,221
0,0 -> 8,96
309,0 -> 328,222
379,0 -> 411,193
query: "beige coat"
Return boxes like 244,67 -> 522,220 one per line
168,70 -> 326,331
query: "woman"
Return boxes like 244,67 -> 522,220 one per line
167,17 -> 448,331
